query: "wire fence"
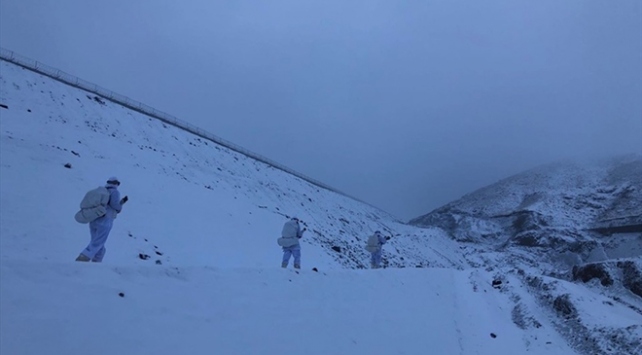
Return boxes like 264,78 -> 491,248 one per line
0,47 -> 384,213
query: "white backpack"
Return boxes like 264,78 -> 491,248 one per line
277,220 -> 301,247
74,186 -> 111,224
277,237 -> 299,248
365,234 -> 380,253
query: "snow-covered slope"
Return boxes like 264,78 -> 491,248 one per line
411,156 -> 642,354
411,156 -> 641,231
410,155 -> 642,264
1,58 -> 640,354
0,60 -> 463,270
1,260 -> 584,355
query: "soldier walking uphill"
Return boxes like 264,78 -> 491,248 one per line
277,217 -> 306,269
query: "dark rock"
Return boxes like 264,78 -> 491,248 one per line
572,263 -> 614,286
490,333 -> 497,338
312,267 -> 318,272
155,260 -> 162,265
138,253 -> 150,260
331,246 -> 342,253
512,232 -> 544,247
512,213 -> 538,233
553,294 -> 577,318
118,292 -> 125,297
64,163 -> 72,169
492,279 -> 503,288
567,239 -> 600,254
27,109 -> 31,112
0,104 -> 8,109
617,261 -> 642,298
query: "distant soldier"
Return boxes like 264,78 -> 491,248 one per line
365,231 -> 390,269
277,217 -> 306,269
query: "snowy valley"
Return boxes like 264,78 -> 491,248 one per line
1,57 -> 640,355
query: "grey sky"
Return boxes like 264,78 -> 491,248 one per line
1,0 -> 641,220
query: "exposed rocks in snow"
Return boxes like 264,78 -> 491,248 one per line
511,303 -> 542,330
572,263 -> 614,286
523,273 -> 641,355
618,260 -> 642,298
92,96 -> 106,105
138,253 -> 150,260
553,294 -> 577,318
410,156 -> 642,353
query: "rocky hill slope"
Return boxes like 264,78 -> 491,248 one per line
410,155 -> 642,354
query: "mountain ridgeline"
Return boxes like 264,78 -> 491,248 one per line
410,155 -> 641,251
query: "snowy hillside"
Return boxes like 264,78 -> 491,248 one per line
1,58 -> 640,354
0,59 -> 463,270
411,156 -> 642,354
410,156 -> 642,264
412,156 -> 642,232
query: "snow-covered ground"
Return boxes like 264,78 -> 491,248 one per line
1,59 -> 639,354
1,262 -> 579,355
410,152 -> 642,354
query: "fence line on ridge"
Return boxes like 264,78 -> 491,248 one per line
0,47 -> 388,216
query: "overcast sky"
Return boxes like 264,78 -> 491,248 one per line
1,0 -> 641,220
